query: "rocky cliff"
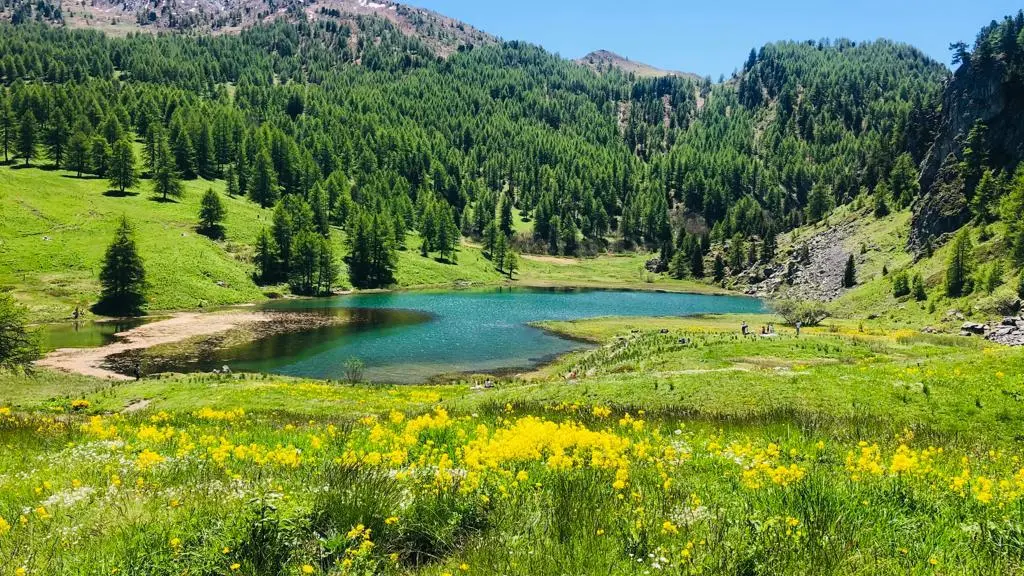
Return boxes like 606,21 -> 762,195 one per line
912,44 -> 1024,251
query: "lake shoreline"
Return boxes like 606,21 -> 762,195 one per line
37,310 -> 351,380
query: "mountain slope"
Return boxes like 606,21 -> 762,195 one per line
577,49 -> 697,80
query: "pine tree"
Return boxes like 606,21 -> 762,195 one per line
505,250 -> 519,279
95,217 -> 146,316
805,182 -> 832,223
689,241 -> 705,278
911,273 -> 927,301
0,96 -> 13,163
198,188 -> 226,239
224,163 -> 240,197
0,289 -> 41,370
493,233 -> 508,271
889,153 -> 919,208
971,169 -> 998,222
289,229 -> 321,295
67,132 -> 89,177
873,181 -> 891,218
713,254 -> 726,283
317,235 -> 338,295
669,248 -> 688,279
253,228 -> 278,284
46,108 -> 69,168
310,184 -> 330,237
151,134 -> 183,201
251,147 -> 279,208
945,228 -> 974,297
108,139 -> 138,194
16,111 -> 36,166
90,135 -> 111,177
842,254 -> 856,288
499,193 -> 514,236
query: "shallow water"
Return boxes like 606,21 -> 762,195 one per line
169,287 -> 764,383
39,317 -> 154,351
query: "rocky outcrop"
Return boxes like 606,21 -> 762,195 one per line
986,317 -> 1024,346
748,220 -> 858,302
911,56 -> 1024,251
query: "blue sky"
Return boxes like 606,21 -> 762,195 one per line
413,0 -> 1022,77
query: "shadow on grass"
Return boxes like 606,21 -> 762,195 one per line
103,189 -> 140,198
61,174 -> 103,180
149,196 -> 179,204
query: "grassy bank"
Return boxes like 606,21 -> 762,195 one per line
2,313 -> 1022,574
1,164 -> 728,323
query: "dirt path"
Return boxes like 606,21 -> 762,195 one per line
38,311 -> 270,380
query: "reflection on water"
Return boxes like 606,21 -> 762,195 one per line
171,287 -> 763,383
45,288 -> 765,383
39,318 -> 153,351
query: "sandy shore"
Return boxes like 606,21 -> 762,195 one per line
38,311 -> 271,380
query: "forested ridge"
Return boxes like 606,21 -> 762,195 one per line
0,9 -> 1021,296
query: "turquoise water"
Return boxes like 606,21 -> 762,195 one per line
184,287 -> 763,383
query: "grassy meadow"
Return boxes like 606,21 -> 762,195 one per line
3,314 -> 1024,575
0,164 -> 720,323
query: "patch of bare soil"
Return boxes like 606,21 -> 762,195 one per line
37,310 -> 341,380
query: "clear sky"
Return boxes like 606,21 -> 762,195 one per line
411,0 -> 1022,77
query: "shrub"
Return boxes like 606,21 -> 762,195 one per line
0,291 -> 41,371
892,271 -> 910,298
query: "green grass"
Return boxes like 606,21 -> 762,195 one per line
0,164 -> 269,321
3,314 -> 1024,575
1,165 -> 727,323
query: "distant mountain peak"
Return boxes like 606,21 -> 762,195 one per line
577,49 -> 697,79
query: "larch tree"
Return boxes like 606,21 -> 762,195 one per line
95,216 -> 147,317
108,138 -> 138,194
16,111 -> 37,166
152,134 -> 183,201
198,188 -> 227,239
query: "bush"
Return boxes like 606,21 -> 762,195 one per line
892,271 -> 910,298
770,299 -> 830,326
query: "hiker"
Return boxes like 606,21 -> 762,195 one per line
741,322 -> 749,336
72,306 -> 80,320
795,321 -> 802,337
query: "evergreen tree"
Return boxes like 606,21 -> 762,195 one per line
669,248 -> 688,279
251,147 -> 279,208
0,95 -> 12,164
108,138 -> 138,194
945,228 -> 975,297
95,216 -> 146,316
892,271 -> 910,297
16,111 -> 37,166
310,184 -> 331,237
873,181 -> 891,218
347,209 -> 397,289
90,135 -> 111,177
1003,166 -> 1024,265
317,235 -> 338,295
151,135 -> 183,201
911,273 -> 928,301
689,242 -> 705,278
253,228 -> 278,284
493,233 -> 508,271
971,169 -> 998,222
224,163 -> 240,197
483,219 -> 498,258
728,234 -> 745,272
505,250 -> 519,279
499,193 -> 514,236
67,132 -> 89,177
46,108 -> 69,168
198,188 -> 226,239
805,182 -> 833,223
713,254 -> 726,283
842,254 -> 856,288
889,153 -> 919,208
0,292 -> 40,371
289,229 -> 321,295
